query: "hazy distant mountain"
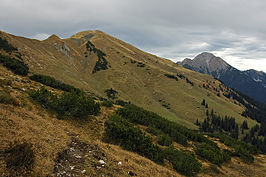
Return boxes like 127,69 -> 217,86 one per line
180,52 -> 266,104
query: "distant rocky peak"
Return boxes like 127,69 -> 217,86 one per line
180,52 -> 231,77
194,52 -> 230,70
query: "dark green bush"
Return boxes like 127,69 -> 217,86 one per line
164,73 -> 178,81
209,133 -> 256,163
92,57 -> 109,73
147,126 -> 162,136
56,91 -> 100,118
105,107 -> 206,175
116,104 -> 211,146
0,37 -> 17,53
101,100 -> 113,107
29,87 -> 100,119
0,54 -> 29,76
104,114 -> 164,164
115,99 -> 129,106
104,114 -> 202,176
234,145 -> 254,163
29,86 -> 57,110
164,147 -> 201,176
4,142 -> 35,172
104,88 -> 118,99
157,134 -> 172,146
29,74 -> 82,93
130,59 -> 136,64
195,142 -> 231,165
136,62 -> 145,67
86,41 -> 109,73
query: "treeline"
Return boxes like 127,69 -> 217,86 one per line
242,125 -> 266,153
225,88 -> 266,126
29,74 -> 81,93
104,114 -> 201,176
30,87 -> 100,119
198,110 -> 239,139
0,54 -> 29,76
86,41 -> 109,73
225,89 -> 266,153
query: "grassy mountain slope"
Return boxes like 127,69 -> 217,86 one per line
0,64 -> 266,176
1,27 -> 266,176
0,30 -> 258,129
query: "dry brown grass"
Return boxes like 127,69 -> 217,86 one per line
0,65 -> 181,176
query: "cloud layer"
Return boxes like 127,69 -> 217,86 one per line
1,0 -> 266,71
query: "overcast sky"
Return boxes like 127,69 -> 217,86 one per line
1,0 -> 266,72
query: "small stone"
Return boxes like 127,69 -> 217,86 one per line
118,161 -> 122,165
75,155 -> 82,159
81,169 -> 86,174
99,160 -> 105,165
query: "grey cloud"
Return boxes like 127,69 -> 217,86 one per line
0,0 -> 266,72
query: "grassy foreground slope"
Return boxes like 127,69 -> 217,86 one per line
0,64 -> 266,176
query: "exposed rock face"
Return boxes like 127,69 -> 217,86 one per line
180,52 -> 266,104
181,52 -> 231,79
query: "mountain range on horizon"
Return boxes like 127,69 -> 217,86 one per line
179,52 -> 266,104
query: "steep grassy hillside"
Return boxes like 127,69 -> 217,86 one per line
0,30 -> 258,129
0,63 -> 266,176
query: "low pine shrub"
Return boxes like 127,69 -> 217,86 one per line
0,54 -> 29,76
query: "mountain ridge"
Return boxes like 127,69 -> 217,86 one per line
0,29 -> 256,129
180,52 -> 266,104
